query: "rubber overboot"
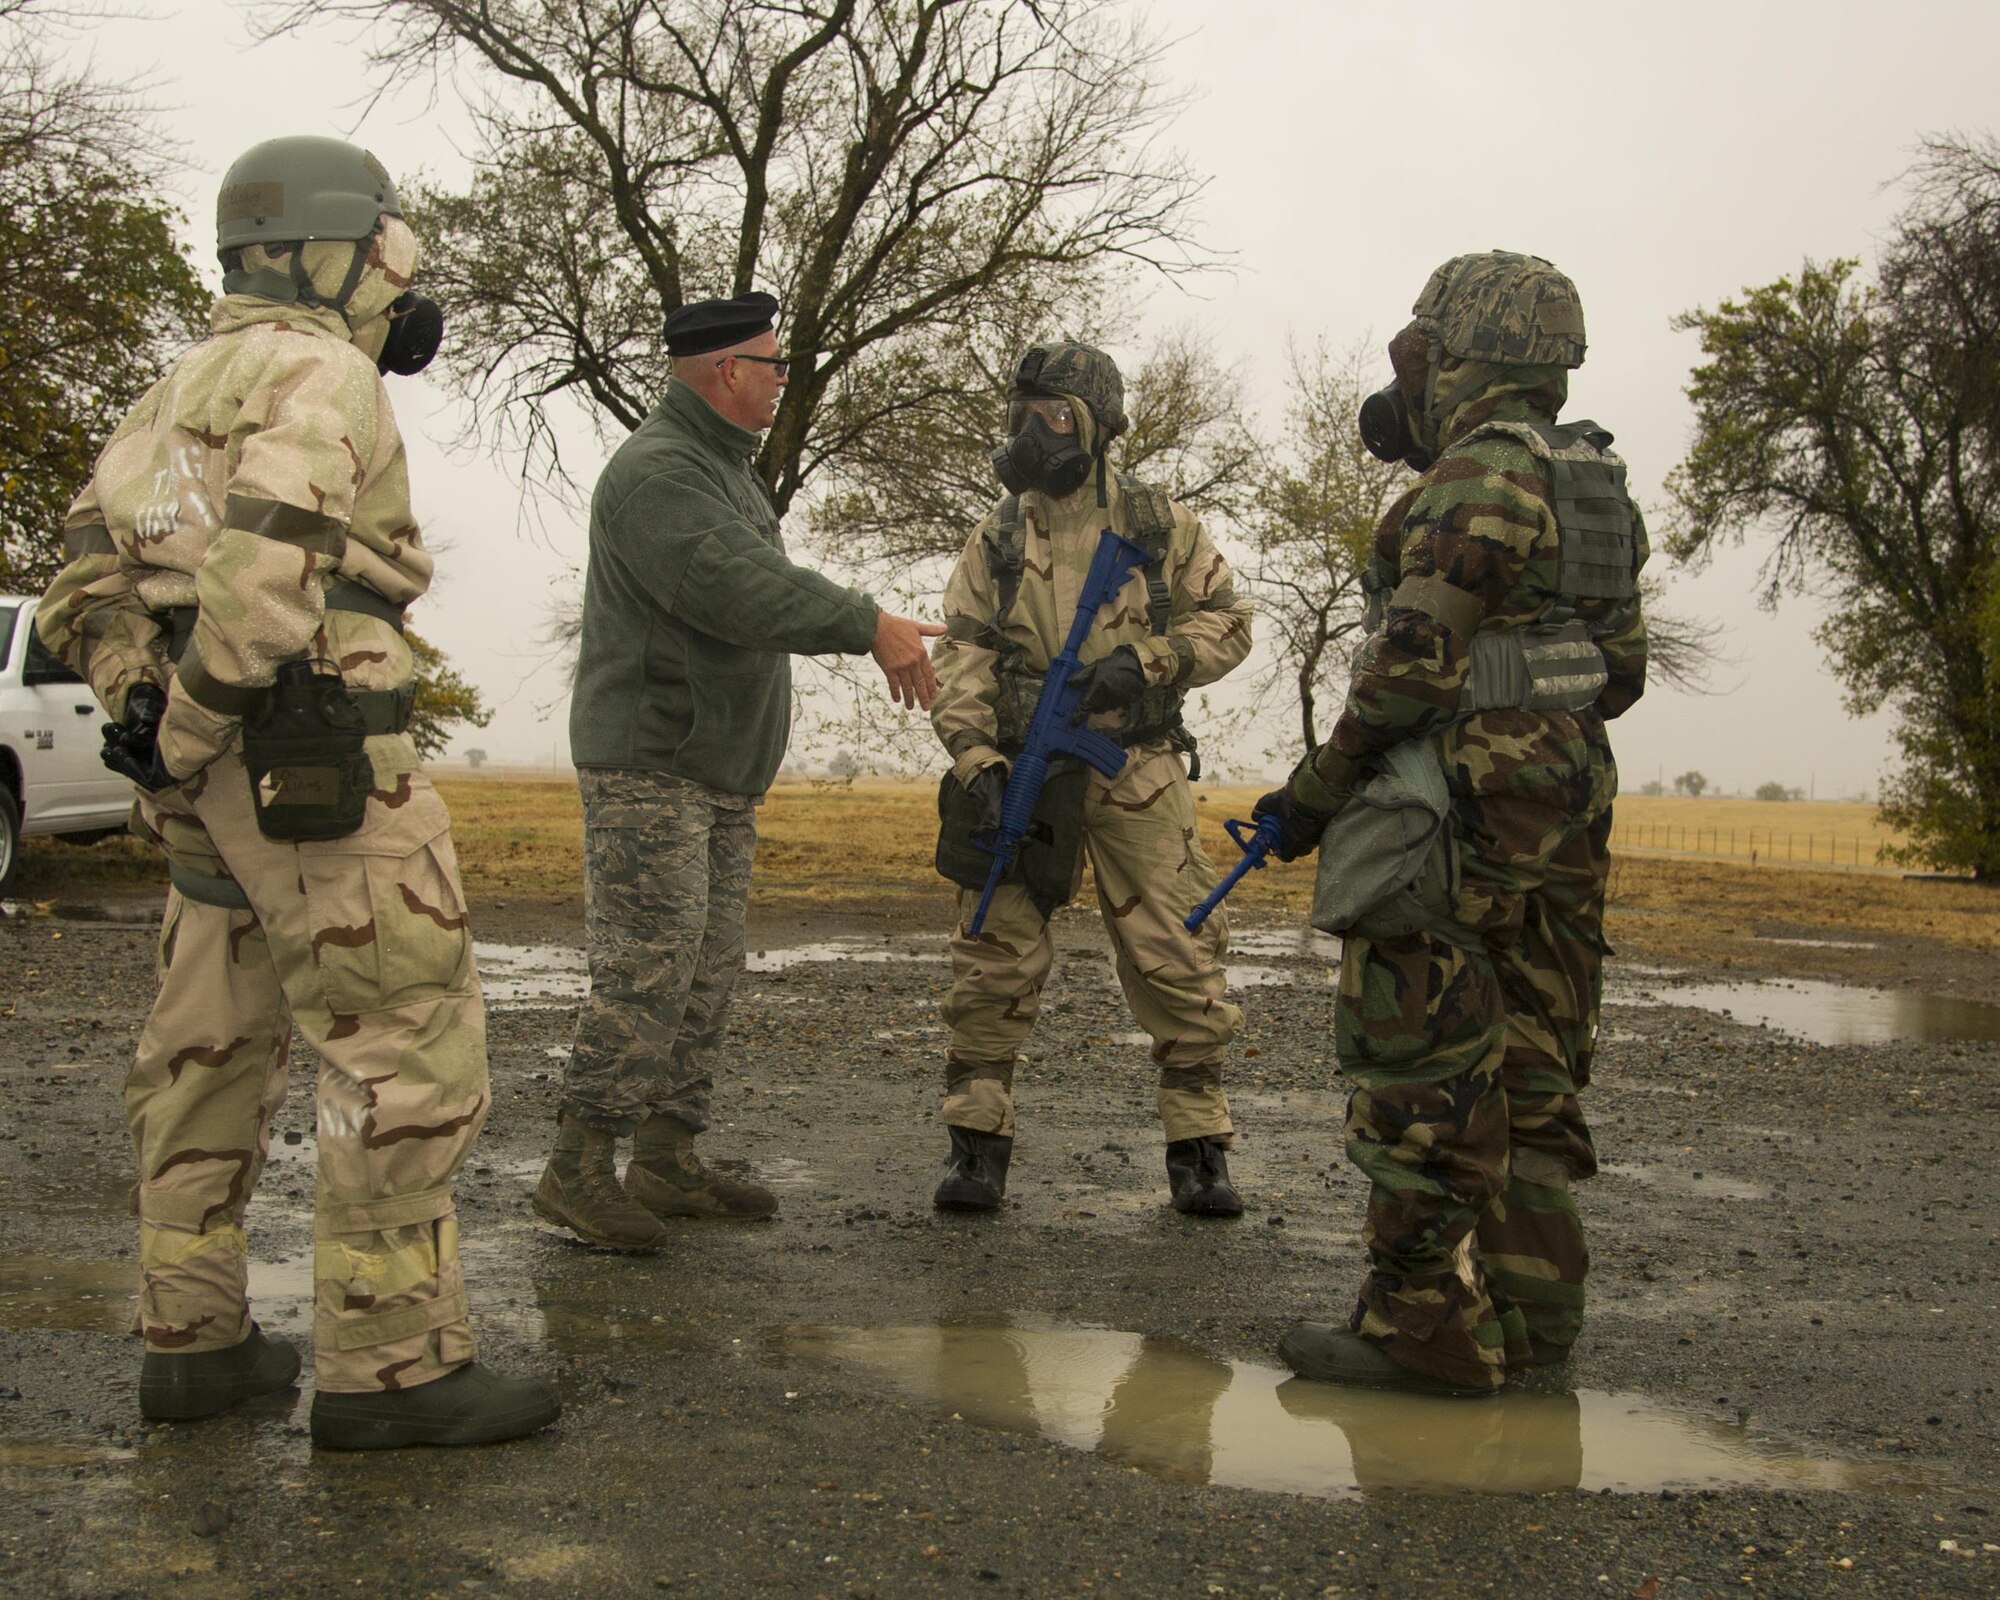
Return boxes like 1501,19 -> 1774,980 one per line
532,1111 -> 670,1250
1278,1322 -> 1498,1399
932,1126 -> 1012,1211
139,1323 -> 302,1421
311,1362 -> 561,1450
625,1114 -> 778,1220
1165,1136 -> 1244,1218
1524,1335 -> 1572,1369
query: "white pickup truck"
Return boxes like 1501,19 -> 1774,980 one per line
0,594 -> 137,893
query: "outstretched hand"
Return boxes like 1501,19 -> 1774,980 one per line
871,611 -> 946,710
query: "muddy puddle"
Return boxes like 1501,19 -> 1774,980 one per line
474,941 -> 587,1005
781,1320 -> 1915,1498
1645,977 -> 2000,1046
746,939 -> 945,972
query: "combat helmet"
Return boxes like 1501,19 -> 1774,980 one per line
1010,341 -> 1128,442
1411,250 -> 1587,369
216,136 -> 403,306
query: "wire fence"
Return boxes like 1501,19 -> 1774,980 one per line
1610,821 -> 1895,869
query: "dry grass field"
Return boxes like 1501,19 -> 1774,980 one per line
13,772 -> 1997,972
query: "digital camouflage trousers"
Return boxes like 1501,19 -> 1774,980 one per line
942,748 -> 1241,1144
561,768 -> 758,1137
129,744 -> 486,1393
1336,711 -> 1615,1393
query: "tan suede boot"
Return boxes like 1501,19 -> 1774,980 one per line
625,1115 -> 777,1220
531,1111 -> 670,1250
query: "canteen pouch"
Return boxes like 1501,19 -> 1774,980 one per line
242,660 -> 373,842
1309,736 -> 1458,941
936,762 -> 1089,917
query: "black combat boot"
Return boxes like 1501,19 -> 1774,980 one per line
625,1114 -> 778,1220
139,1323 -> 302,1421
311,1363 -> 562,1449
532,1110 -> 670,1250
1278,1322 -> 1498,1398
1165,1136 -> 1243,1217
932,1125 -> 1013,1211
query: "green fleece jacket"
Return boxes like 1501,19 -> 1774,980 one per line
569,380 -> 879,793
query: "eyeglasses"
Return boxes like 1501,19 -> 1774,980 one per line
719,353 -> 792,379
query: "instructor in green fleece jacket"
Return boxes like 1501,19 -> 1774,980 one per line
536,291 -> 942,1251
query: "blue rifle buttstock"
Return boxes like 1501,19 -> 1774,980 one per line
967,528 -> 1155,936
1182,814 -> 1284,933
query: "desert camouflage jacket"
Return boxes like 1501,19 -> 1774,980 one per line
37,294 -> 429,779
931,471 -> 1253,787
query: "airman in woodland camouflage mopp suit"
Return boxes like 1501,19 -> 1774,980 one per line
1255,253 -> 1648,1396
929,343 -> 1256,1216
37,135 -> 556,1448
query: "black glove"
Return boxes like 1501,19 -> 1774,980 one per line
967,765 -> 1007,839
1068,644 -> 1149,722
100,683 -> 175,792
1250,784 -> 1334,863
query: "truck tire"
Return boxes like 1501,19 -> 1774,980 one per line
0,785 -> 19,897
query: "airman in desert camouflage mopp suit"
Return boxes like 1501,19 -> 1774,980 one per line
929,342 -> 1255,1216
37,135 -> 557,1448
1254,253 -> 1649,1397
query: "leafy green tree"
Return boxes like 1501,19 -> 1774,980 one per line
1668,133 -> 2000,877
0,1 -> 208,593
1755,781 -> 1801,802
1673,770 -> 1709,797
405,631 -> 492,762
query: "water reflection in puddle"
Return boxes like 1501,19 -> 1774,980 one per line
1756,937 -> 1880,951
782,1320 -> 1895,1497
1655,978 -> 2000,1046
780,1320 -> 1888,1496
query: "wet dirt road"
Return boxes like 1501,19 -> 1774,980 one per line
4,894 -> 2000,1598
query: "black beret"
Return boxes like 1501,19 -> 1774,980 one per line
662,292 -> 780,356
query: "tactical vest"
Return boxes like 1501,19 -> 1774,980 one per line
1362,419 -> 1643,716
981,473 -> 1192,754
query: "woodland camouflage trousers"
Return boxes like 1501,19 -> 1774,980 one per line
1336,712 -> 1615,1393
129,744 -> 486,1394
942,747 -> 1242,1143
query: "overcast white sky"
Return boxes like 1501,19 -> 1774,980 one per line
53,0 -> 2000,794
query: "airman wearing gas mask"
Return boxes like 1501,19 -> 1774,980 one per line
1254,253 -> 1648,1396
36,135 -> 557,1448
929,342 -> 1255,1217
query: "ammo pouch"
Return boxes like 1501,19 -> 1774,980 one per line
935,762 -> 1089,918
1309,736 -> 1460,942
1463,618 -> 1609,713
242,661 -> 373,842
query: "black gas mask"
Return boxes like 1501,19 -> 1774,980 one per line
991,393 -> 1094,498
1358,383 -> 1433,472
377,290 -> 444,376
1357,325 -> 1438,472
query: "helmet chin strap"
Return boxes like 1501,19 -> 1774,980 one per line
286,236 -> 374,321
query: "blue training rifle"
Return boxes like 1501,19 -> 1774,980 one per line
967,527 -> 1156,936
1182,813 -> 1284,932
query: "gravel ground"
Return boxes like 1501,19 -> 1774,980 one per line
3,890 -> 1999,1600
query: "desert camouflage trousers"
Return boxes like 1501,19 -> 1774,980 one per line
1337,711 -> 1615,1393
941,747 -> 1241,1143
562,768 -> 757,1136
128,743 -> 486,1393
